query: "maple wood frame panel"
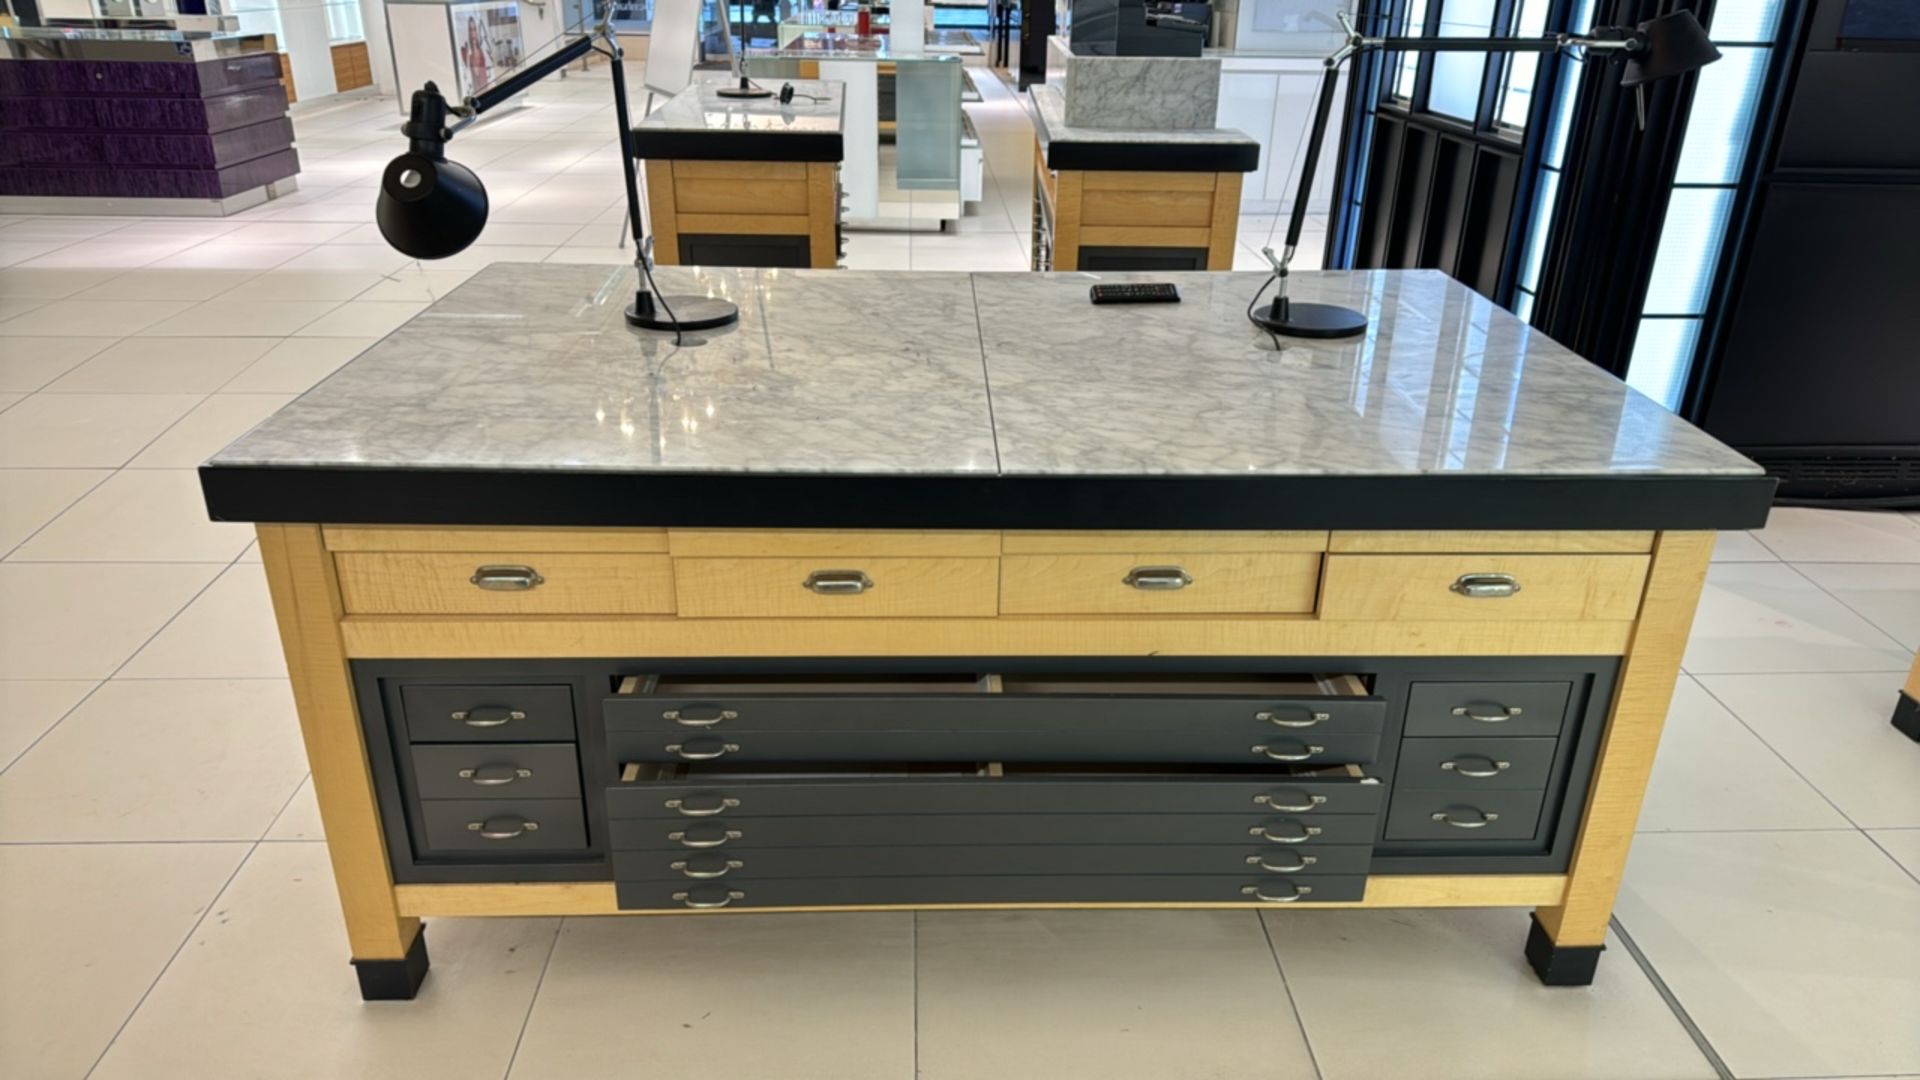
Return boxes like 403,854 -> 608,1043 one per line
1033,139 -> 1244,271
645,159 -> 840,269
262,524 -> 1708,994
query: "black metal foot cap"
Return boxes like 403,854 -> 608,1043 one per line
353,927 -> 430,1001
1893,691 -> 1920,742
1525,913 -> 1602,986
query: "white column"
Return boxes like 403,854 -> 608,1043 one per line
823,60 -> 878,220
279,0 -> 342,102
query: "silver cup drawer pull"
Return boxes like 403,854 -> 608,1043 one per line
1440,756 -> 1510,778
668,828 -> 743,848
1248,854 -> 1317,873
1121,565 -> 1193,590
1431,807 -> 1500,829
468,816 -> 538,840
1252,743 -> 1325,762
452,706 -> 525,728
803,569 -> 873,595
665,796 -> 741,817
671,858 -> 745,879
457,765 -> 533,786
666,741 -> 739,761
1250,822 -> 1322,844
1257,708 -> 1331,728
1450,704 -> 1524,723
1241,882 -> 1311,903
674,889 -> 745,909
1450,572 -> 1520,598
663,705 -> 738,727
1254,792 -> 1328,812
470,565 -> 545,590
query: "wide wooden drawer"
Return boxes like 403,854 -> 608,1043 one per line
1403,681 -> 1572,738
613,728 -> 1380,766
1382,788 -> 1546,842
416,798 -> 589,853
1392,737 -> 1559,790
609,809 -> 1380,850
673,557 -> 999,617
1318,554 -> 1649,621
336,552 -> 675,615
613,842 -> 1375,881
999,552 -> 1321,614
616,873 -> 1369,910
607,761 -> 1381,819
400,683 -> 576,743
409,743 -> 582,800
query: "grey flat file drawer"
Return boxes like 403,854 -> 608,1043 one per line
1392,738 -> 1559,790
608,728 -> 1381,767
1403,681 -> 1572,738
610,811 -> 1379,850
606,763 -> 1383,820
615,873 -> 1371,910
1383,788 -> 1547,841
613,843 -> 1376,881
401,684 -> 576,743
609,673 -> 1386,737
417,798 -> 589,854
409,743 -> 583,801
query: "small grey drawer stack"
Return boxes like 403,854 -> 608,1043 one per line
1385,682 -> 1573,844
398,683 -> 590,857
603,672 -> 1389,910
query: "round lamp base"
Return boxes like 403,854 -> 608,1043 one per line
626,295 -> 741,332
1251,301 -> 1369,340
716,84 -> 775,99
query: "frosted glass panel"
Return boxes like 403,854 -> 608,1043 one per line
1642,187 -> 1734,315
1428,0 -> 1498,120
1625,318 -> 1701,411
1674,47 -> 1770,184
1709,0 -> 1786,41
895,59 -> 962,190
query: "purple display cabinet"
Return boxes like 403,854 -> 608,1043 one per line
0,28 -> 301,213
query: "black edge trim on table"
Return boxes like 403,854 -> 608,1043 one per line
1043,140 -> 1260,173
630,130 -> 844,163
201,466 -> 1776,531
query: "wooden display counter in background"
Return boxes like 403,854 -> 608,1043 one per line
1033,138 -> 1244,271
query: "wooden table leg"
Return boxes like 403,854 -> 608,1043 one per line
1527,530 -> 1714,984
258,524 -> 428,1000
1893,653 -> 1920,741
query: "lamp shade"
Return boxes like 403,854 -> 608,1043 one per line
1621,9 -> 1721,87
376,153 -> 489,260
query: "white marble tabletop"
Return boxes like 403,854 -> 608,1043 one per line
209,263 -> 1760,482
1029,83 -> 1257,147
637,80 -> 845,136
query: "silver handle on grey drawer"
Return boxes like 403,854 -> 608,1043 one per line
470,565 -> 545,590
664,705 -> 737,727
1121,566 -> 1193,590
1450,704 -> 1523,723
1440,756 -> 1510,778
671,859 -> 744,879
468,816 -> 539,840
665,741 -> 739,761
1449,572 -> 1520,598
1431,808 -> 1499,828
1250,823 -> 1321,843
803,569 -> 873,594
1254,792 -> 1327,812
1241,883 -> 1311,902
1252,743 -> 1324,762
665,796 -> 740,817
451,707 -> 525,728
1249,854 -> 1317,873
668,829 -> 743,848
457,765 -> 533,786
1257,708 -> 1331,728
673,890 -> 745,908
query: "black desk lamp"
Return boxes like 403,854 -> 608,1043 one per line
717,1 -> 775,99
1252,8 -> 1720,339
376,14 -> 739,336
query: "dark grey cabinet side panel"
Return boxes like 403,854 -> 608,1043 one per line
1392,738 -> 1559,790
610,811 -> 1380,849
418,799 -> 590,853
1383,788 -> 1546,842
1403,681 -> 1572,738
613,843 -> 1377,881
609,729 -> 1382,766
615,874 -> 1371,910
401,684 -> 577,743
409,743 -> 584,801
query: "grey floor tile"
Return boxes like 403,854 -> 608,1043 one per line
0,562 -> 219,679
1681,563 -> 1912,675
122,562 -> 287,678
1793,562 -> 1920,651
0,678 -> 96,770
0,468 -> 111,553
1638,677 -> 1851,833
1870,828 -> 1920,883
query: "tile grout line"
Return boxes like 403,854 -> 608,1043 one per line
1863,832 -> 1920,889
1256,912 -> 1326,1080
1607,915 -> 1735,1080
1781,558 -> 1920,656
1690,678 -> 1867,833
500,917 -> 567,1080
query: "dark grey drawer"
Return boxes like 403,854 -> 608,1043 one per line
610,810 -> 1379,850
1403,681 -> 1572,738
608,728 -> 1381,767
610,673 -> 1386,737
401,684 -> 576,743
613,843 -> 1374,881
409,743 -> 582,801
1383,788 -> 1546,841
614,873 -> 1370,910
1392,738 -> 1559,790
417,798 -> 589,853
606,763 -> 1383,819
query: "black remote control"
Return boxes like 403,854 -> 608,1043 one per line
1089,283 -> 1180,305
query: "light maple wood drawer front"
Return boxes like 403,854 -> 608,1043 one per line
336,553 -> 675,615
1000,553 -> 1322,615
673,557 -> 1000,618
1318,555 -> 1650,622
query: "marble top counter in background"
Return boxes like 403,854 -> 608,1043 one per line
632,80 -> 846,162
1030,84 -> 1259,172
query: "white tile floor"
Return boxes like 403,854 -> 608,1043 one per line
0,58 -> 1915,1080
